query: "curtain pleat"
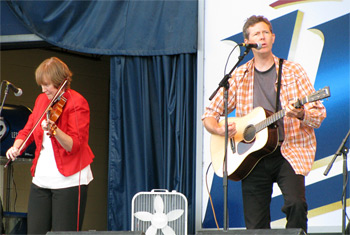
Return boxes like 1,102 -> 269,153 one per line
6,0 -> 197,55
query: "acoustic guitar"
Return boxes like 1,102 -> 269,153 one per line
210,86 -> 330,181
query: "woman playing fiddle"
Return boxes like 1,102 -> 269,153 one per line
6,57 -> 94,234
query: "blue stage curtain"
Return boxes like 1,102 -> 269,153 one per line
109,54 -> 197,232
6,0 -> 197,55
6,0 -> 198,233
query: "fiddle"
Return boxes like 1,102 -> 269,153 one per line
46,94 -> 67,137
4,78 -> 68,168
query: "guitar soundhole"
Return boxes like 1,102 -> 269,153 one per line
243,124 -> 256,142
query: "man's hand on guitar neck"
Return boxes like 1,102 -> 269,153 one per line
203,117 -> 237,138
285,102 -> 305,120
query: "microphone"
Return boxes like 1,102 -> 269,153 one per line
4,80 -> 23,96
239,42 -> 262,50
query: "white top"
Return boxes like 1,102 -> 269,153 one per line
33,131 -> 93,189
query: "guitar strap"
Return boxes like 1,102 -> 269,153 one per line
275,58 -> 284,112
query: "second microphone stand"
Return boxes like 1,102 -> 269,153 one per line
209,47 -> 252,231
324,129 -> 350,235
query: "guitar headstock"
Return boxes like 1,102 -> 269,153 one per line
295,86 -> 331,108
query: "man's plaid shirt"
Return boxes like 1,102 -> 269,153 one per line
202,55 -> 327,176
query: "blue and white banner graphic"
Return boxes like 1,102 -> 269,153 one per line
201,0 -> 350,233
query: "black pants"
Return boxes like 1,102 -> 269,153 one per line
27,183 -> 88,234
241,147 -> 308,233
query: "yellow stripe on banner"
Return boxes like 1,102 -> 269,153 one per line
288,10 -> 304,61
270,0 -> 342,9
311,155 -> 342,171
272,199 -> 350,227
308,199 -> 350,218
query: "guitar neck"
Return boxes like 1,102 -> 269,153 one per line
255,109 -> 285,133
252,86 -> 330,136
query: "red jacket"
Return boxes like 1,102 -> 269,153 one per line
16,89 -> 94,177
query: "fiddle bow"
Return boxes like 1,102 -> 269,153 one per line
4,78 -> 68,168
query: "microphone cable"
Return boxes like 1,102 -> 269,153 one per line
205,162 -> 220,230
223,44 -> 239,77
67,89 -> 82,232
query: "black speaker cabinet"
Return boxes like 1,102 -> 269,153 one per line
0,104 -> 36,158
47,232 -> 144,235
197,228 -> 306,235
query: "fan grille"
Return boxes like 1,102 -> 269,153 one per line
131,190 -> 188,235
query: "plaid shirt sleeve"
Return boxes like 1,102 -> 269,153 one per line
202,60 -> 254,121
278,58 -> 326,176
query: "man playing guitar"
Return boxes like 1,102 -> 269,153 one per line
202,15 -> 326,233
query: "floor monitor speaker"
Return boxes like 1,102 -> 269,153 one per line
197,228 -> 306,235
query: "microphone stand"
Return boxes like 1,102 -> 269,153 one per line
0,81 -> 10,120
324,129 -> 350,235
0,81 -> 12,213
209,47 -> 252,231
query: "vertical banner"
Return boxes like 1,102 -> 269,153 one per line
201,0 -> 350,233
